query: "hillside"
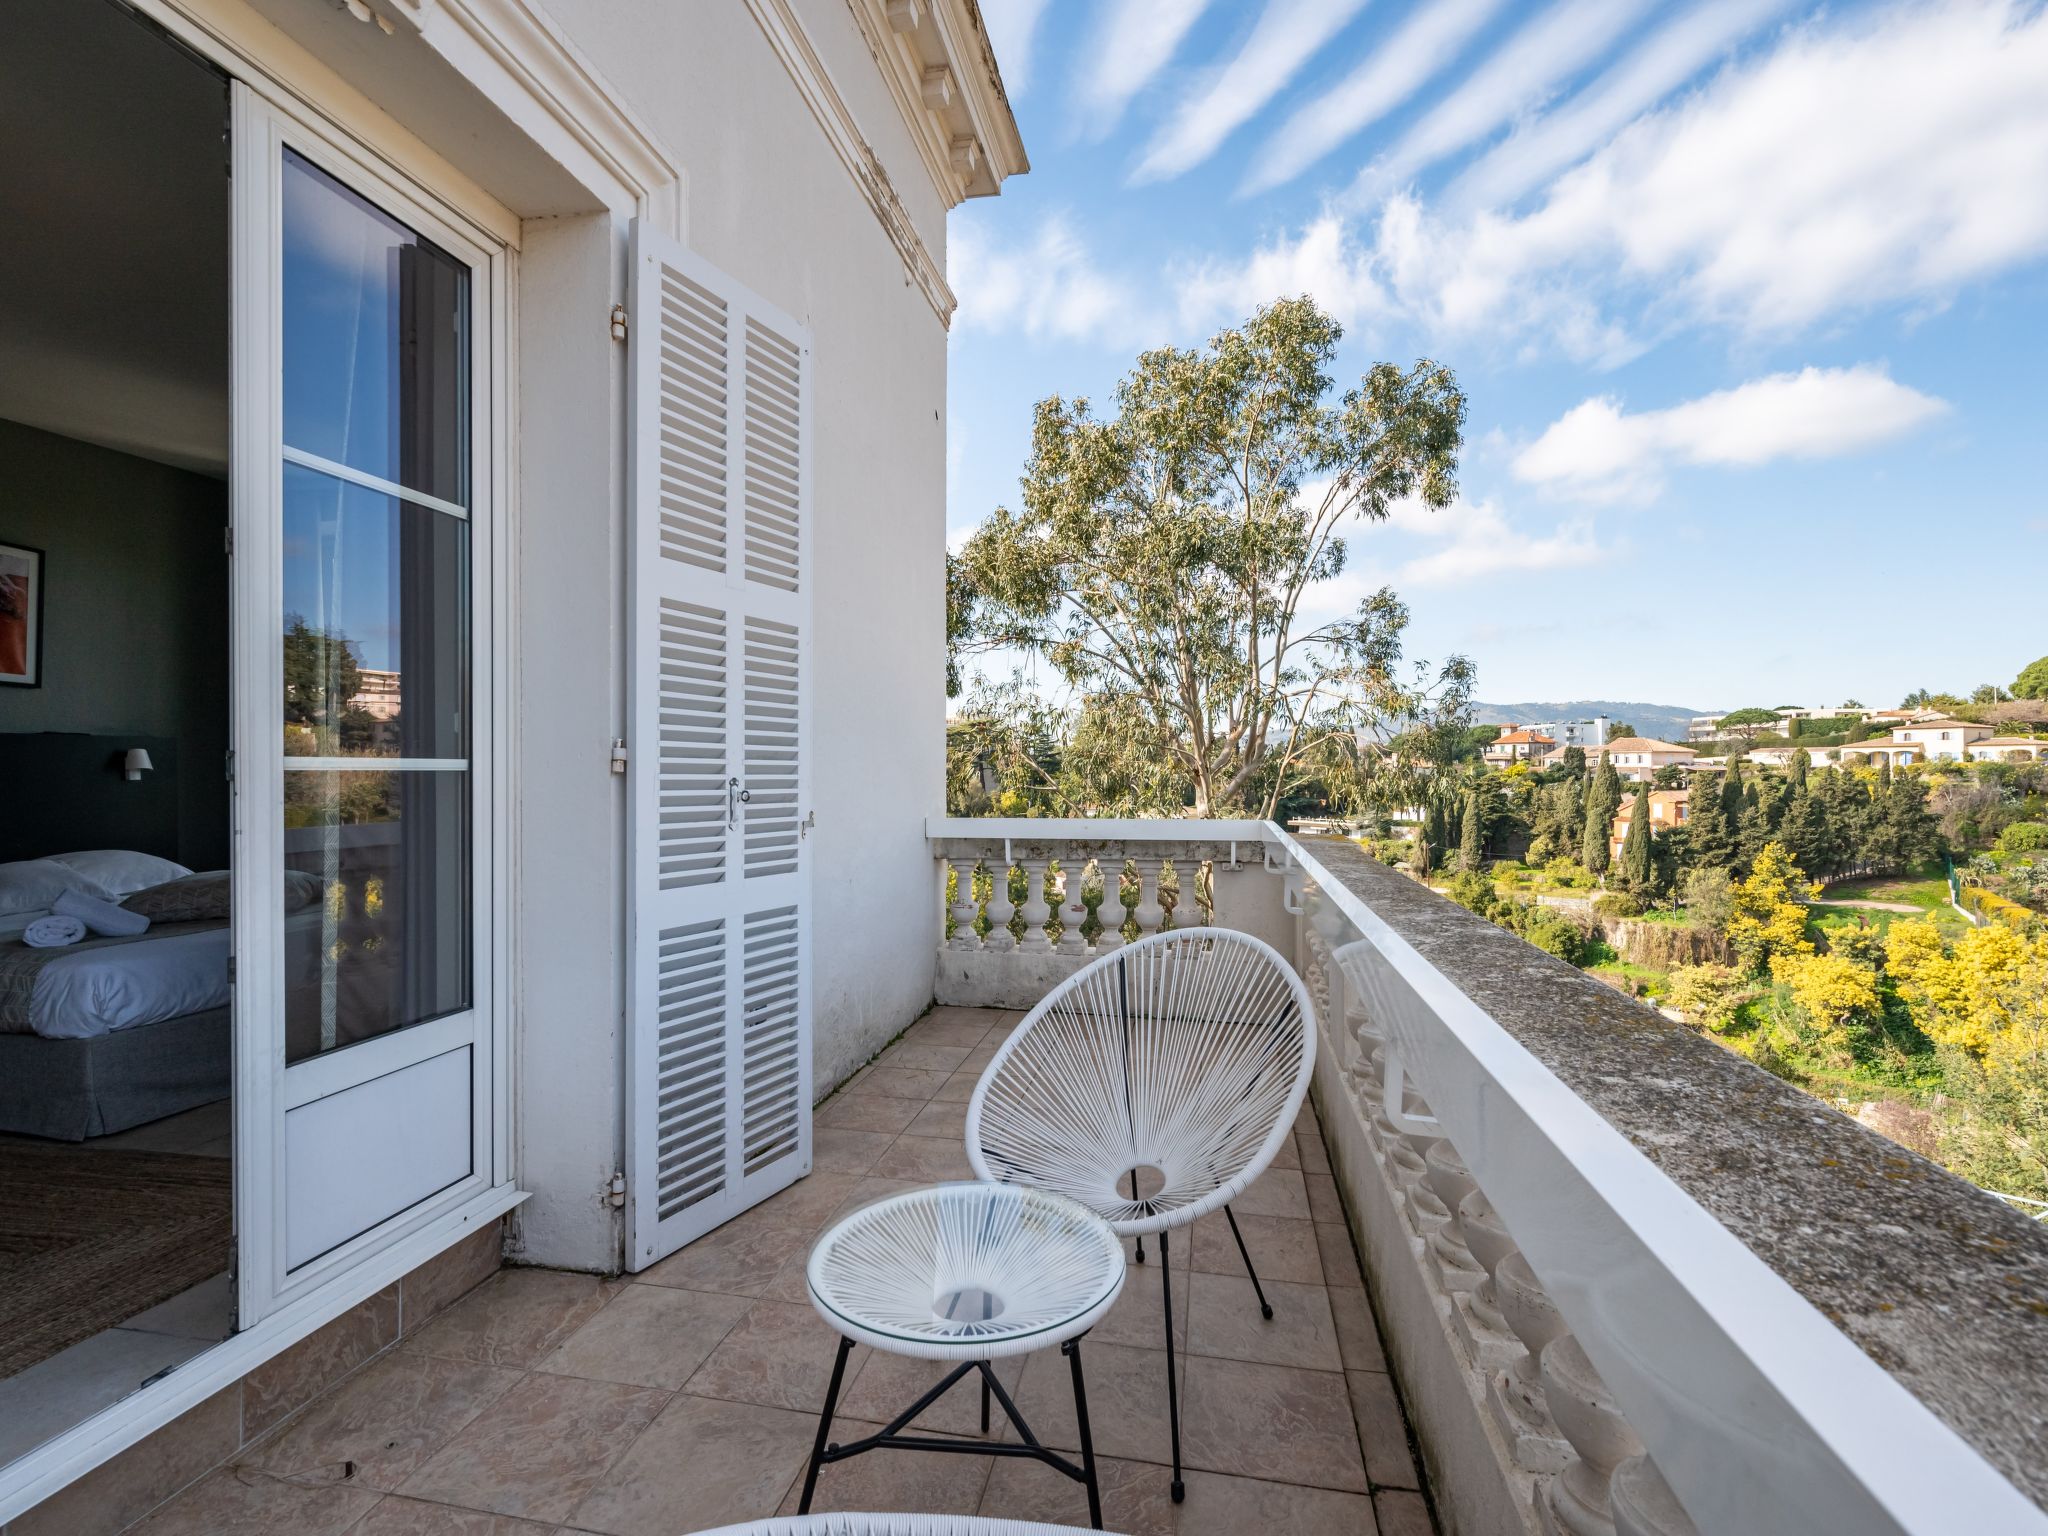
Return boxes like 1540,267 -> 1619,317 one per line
1468,700 -> 1708,744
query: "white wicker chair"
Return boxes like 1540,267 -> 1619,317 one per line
965,927 -> 1316,1502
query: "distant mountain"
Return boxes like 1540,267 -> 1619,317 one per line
1468,700 -> 1709,744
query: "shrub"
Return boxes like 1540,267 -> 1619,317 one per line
1593,891 -> 1642,920
1446,869 -> 1497,917
1516,907 -> 1586,965
1998,821 -> 2048,855
1680,866 -> 1735,929
1665,963 -> 1748,1032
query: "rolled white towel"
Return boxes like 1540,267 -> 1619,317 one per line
54,889 -> 151,937
23,915 -> 87,948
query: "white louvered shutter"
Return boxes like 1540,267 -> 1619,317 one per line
626,220 -> 812,1269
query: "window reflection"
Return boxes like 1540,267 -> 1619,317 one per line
281,150 -> 469,505
284,769 -> 470,1064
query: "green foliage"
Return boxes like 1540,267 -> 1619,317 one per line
956,297 -> 1472,817
1938,1051 -> 2048,1200
1620,790 -> 1655,891
1582,760 -> 1621,874
1680,866 -> 1735,929
1665,963 -> 1750,1032
1718,706 -> 1782,739
1726,842 -> 1818,972
1606,722 -> 1637,739
2015,656 -> 2048,702
1459,790 -> 1485,873
1593,891 -> 1643,919
1997,822 -> 2048,855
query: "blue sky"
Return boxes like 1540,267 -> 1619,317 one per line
946,0 -> 2048,714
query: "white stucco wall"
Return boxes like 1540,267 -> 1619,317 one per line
506,1 -> 953,1265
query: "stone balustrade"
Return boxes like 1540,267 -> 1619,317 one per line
926,817 -> 2048,1535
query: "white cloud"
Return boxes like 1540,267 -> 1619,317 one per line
1357,0 -> 1651,194
981,0 -> 1051,98
1512,365 -> 1951,502
1132,0 -> 1372,184
1392,0 -> 2048,341
1394,498 -> 1609,586
1447,0 -> 1791,211
949,213 -> 1149,345
1170,215 -> 1389,337
1242,0 -> 1507,196
1076,0 -> 1212,137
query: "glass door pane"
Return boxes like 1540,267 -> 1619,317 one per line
278,149 -> 471,1066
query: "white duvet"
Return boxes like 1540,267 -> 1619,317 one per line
25,928 -> 232,1040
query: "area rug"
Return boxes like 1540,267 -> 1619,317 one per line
0,1144 -> 231,1379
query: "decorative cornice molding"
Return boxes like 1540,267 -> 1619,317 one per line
842,0 -> 1029,208
744,0 -> 958,327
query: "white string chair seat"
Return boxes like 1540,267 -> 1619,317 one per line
689,1517 -> 1113,1535
966,928 -> 1315,1238
806,1183 -> 1125,1361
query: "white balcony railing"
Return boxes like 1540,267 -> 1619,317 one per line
927,817 -> 2048,1536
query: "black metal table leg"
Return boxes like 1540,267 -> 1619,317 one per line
1224,1204 -> 1275,1320
1160,1227 -> 1184,1502
1064,1337 -> 1103,1529
798,1335 -> 855,1514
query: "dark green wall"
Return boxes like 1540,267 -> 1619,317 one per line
0,418 -> 229,867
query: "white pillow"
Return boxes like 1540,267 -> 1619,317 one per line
45,850 -> 194,899
0,858 -> 119,916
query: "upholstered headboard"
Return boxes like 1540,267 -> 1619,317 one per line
0,732 -> 183,865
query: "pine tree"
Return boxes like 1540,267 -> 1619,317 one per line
1583,760 -> 1621,873
1459,789 -> 1485,873
1622,789 -> 1654,890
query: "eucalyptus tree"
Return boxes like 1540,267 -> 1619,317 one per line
956,297 -> 1470,818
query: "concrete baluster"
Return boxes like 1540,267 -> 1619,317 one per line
1452,1191 -> 1522,1373
1537,1334 -> 1644,1536
1096,858 -> 1130,950
1132,856 -> 1166,936
1056,857 -> 1092,956
1016,857 -> 1053,953
1608,1455 -> 1700,1536
983,858 -> 1017,954
1489,1251 -> 1573,1474
947,860 -> 982,952
1422,1140 -> 1489,1296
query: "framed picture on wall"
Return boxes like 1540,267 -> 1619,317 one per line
0,540 -> 43,688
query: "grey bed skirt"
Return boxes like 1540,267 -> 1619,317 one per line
0,1008 -> 230,1141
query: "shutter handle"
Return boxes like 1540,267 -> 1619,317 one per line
728,777 -> 751,827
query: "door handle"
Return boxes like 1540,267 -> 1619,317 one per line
727,777 -> 750,828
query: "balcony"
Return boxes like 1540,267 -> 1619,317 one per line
930,818 -> 2048,1535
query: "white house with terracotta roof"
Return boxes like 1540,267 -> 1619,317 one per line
1482,725 -> 1555,766
1609,788 -> 1690,861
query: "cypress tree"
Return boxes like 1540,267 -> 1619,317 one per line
1790,748 -> 1809,790
1622,789 -> 1654,890
1459,789 -> 1485,873
1583,760 -> 1622,873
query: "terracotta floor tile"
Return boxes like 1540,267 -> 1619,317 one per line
869,1134 -> 976,1182
1269,1135 -> 1303,1170
874,1041 -> 971,1075
1178,1356 -> 1367,1491
1228,1166 -> 1311,1221
718,1170 -> 864,1236
904,1098 -> 970,1140
1316,1222 -> 1366,1290
841,1066 -> 952,1102
1188,1211 -> 1323,1285
1374,1486 -> 1436,1535
903,1013 -> 998,1048
1003,1340 -> 1172,1466
1297,1130 -> 1333,1175
775,1418 -> 992,1516
398,1373 -> 667,1524
351,1496 -> 558,1534
633,1220 -> 813,1298
932,1070 -> 983,1103
535,1284 -> 752,1389
684,1298 -> 869,1413
837,1348 -> 1026,1438
816,1093 -> 924,1135
240,1350 -> 523,1491
826,1176 -> 930,1225
1329,1286 -> 1387,1372
956,1045 -> 1000,1075
981,1453 -> 1175,1535
404,1271 -> 618,1370
1347,1370 -> 1421,1491
129,1466 -> 381,1535
1176,1469 -> 1378,1535
1084,1260 -> 1186,1353
1306,1171 -> 1346,1225
811,1127 -> 895,1175
1184,1274 -> 1340,1372
566,1393 -> 816,1536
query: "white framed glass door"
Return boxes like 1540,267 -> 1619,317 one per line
231,85 -> 501,1325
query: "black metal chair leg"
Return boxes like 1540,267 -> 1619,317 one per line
1131,1171 -> 1145,1263
798,1335 -> 855,1514
982,1295 -> 994,1431
1224,1204 -> 1275,1320
1064,1338 -> 1104,1529
1160,1227 -> 1184,1503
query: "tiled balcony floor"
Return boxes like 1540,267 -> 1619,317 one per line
128,1008 -> 1436,1536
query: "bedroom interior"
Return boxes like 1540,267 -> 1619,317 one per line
0,0 -> 238,1466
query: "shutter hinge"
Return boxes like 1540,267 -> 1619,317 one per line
801,810 -> 816,840
610,739 -> 628,774
223,526 -> 234,555
606,1171 -> 627,1209
227,953 -> 236,984
609,304 -> 628,343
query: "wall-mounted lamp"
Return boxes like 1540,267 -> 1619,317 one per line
124,748 -> 154,782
